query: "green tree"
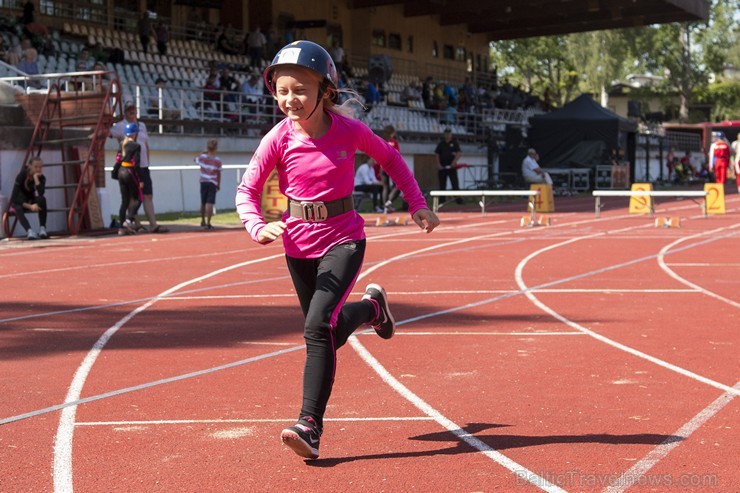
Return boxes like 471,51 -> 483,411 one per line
490,36 -> 579,106
622,0 -> 737,121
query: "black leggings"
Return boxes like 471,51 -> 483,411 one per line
118,167 -> 141,223
12,196 -> 46,232
285,240 -> 375,430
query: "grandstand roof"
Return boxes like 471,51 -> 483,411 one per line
348,0 -> 710,40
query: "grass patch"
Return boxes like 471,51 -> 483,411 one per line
155,209 -> 243,226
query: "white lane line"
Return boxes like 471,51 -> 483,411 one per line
0,248 -> 251,280
379,331 -> 586,336
1,347 -> 305,427
602,382 -> 740,493
531,289 -> 699,293
513,226 -> 740,397
349,337 -> 566,493
75,417 -> 434,426
0,275 -> 291,324
657,229 -> 740,309
52,253 -> 284,493
665,262 -> 740,267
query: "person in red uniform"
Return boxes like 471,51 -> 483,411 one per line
709,133 -> 730,184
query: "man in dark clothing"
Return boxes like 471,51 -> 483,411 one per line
434,128 -> 462,194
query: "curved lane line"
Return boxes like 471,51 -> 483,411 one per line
657,227 -> 740,309
349,337 -> 567,493
513,225 -> 740,396
52,254 -> 283,493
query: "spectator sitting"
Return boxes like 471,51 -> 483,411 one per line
216,28 -> 240,56
148,77 -> 180,121
219,67 -> 239,93
401,81 -> 422,105
240,74 -> 262,115
199,74 -> 220,117
364,78 -> 382,108
0,37 -> 10,65
77,48 -> 95,70
439,100 -> 457,126
17,47 -> 42,89
521,148 -> 553,185
5,37 -> 31,67
10,155 -> 48,240
354,156 -> 384,212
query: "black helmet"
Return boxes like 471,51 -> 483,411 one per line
263,40 -> 339,103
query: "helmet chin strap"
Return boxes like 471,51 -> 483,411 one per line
305,80 -> 330,120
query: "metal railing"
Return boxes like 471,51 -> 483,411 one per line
1,69 -> 537,141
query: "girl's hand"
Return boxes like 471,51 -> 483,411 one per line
412,208 -> 440,233
257,221 -> 286,244
30,203 -> 41,212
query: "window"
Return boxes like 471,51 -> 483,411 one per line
388,32 -> 401,51
456,46 -> 466,62
372,29 -> 386,47
432,41 -> 438,58
407,35 -> 413,53
443,44 -> 454,60
39,0 -> 55,15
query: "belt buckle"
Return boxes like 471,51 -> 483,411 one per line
300,201 -> 328,222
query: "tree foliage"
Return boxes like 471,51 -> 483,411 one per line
489,0 -> 738,122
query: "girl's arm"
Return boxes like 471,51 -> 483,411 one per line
362,128 -> 427,216
235,134 -> 280,243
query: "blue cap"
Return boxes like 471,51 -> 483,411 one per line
124,122 -> 139,136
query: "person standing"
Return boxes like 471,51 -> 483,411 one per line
110,101 -> 168,233
382,125 -> 402,212
709,132 -> 730,185
521,148 -> 553,185
434,128 -> 462,194
235,40 -> 439,460
731,133 -> 740,192
155,21 -> 169,56
196,139 -> 222,229
116,123 -> 143,235
246,25 -> 266,68
137,11 -> 153,55
10,156 -> 48,240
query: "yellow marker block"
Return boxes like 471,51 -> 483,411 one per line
528,184 -> 554,213
261,169 -> 287,221
628,183 -> 653,214
704,183 -> 726,215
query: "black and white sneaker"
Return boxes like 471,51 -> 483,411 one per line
281,416 -> 321,459
364,283 -> 395,339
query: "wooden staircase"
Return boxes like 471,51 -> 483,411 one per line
3,72 -> 122,237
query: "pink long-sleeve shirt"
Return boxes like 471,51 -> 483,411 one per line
236,111 -> 428,259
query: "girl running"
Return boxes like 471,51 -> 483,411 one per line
235,40 -> 439,460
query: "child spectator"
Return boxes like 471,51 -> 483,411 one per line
196,139 -> 222,229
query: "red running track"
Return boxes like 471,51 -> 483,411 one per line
1,194 -> 738,492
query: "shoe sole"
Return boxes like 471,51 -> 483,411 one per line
366,283 -> 395,339
280,428 -> 319,459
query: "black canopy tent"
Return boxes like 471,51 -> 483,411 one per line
527,94 -> 637,177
